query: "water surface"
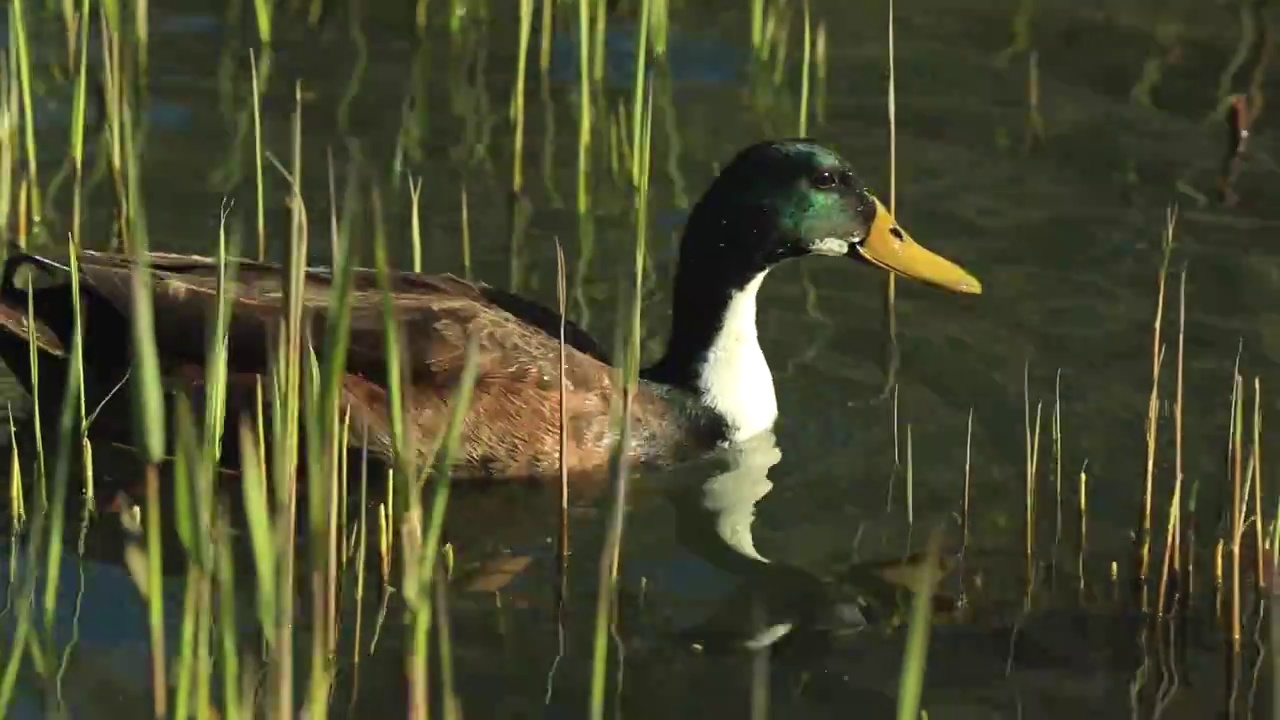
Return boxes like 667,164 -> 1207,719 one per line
3,0 -> 1279,717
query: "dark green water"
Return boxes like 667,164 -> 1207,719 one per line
3,0 -> 1280,717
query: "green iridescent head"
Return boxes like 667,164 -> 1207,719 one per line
677,138 -> 981,294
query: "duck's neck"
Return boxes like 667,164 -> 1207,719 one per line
645,265 -> 778,444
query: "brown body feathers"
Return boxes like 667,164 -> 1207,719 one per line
0,250 -> 720,482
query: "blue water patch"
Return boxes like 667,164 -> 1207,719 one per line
1,550 -> 189,717
153,13 -> 221,35
0,551 -> 184,651
16,94 -> 194,133
654,207 -> 687,232
145,101 -> 195,130
0,10 -> 220,50
0,10 -> 214,133
548,22 -> 747,88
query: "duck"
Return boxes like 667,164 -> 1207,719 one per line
0,139 -> 980,483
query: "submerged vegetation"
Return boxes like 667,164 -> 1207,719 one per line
0,0 -> 1277,718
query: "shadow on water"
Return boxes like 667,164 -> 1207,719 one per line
3,0 -> 1280,717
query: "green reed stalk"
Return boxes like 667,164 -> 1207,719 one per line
448,0 -> 464,35
40,314 -> 88,678
1054,371 -> 1065,557
433,554 -> 460,720
0,489 -> 38,714
68,0 -> 94,502
409,177 -> 424,272
24,249 -> 47,503
416,0 -> 429,35
576,0 -> 592,213
798,0 -> 811,135
241,418 -> 276,657
330,408 -> 349,661
98,1 -> 125,249
6,410 -> 22,531
252,0 -> 274,47
628,0 -> 651,187
112,33 -> 168,709
48,251 -> 89,585
513,0 -> 534,193
173,398 -> 202,720
391,41 -> 429,186
369,187 -> 408,486
56,512 -> 90,708
1251,379 -> 1264,590
906,424 -> 914,526
1273,449 -> 1280,577
200,209 -> 240,719
627,66 -> 656,412
1077,460 -> 1088,597
873,0 -> 902,398
325,157 -> 352,665
750,0 -> 765,53
1,52 -> 16,239
768,3 -> 792,85
135,0 -> 150,79
882,0 -> 901,393
960,408 -> 973,590
369,187 -> 430,716
0,317 -> 84,717
349,431 -> 371,697
1022,363 -> 1032,565
1230,373 -> 1243,654
192,506 -> 214,720
214,513 -> 241,720
1140,208 -> 1175,589
303,162 -> 358,720
269,83 -> 310,720
539,0 -> 555,72
895,530 -> 943,720
102,0 -> 120,37
238,409 -> 275,632
141,347 -> 166,715
590,73 -> 654,720
9,0 -> 40,226
1157,269 -> 1187,614
555,239 -> 570,595
3,413 -> 21,658
251,51 -> 266,260
461,185 -> 472,279
201,204 -> 239,468
1029,403 -> 1042,588
335,9 -> 366,137
815,20 -> 827,123
651,0 -> 669,58
415,339 -> 478,720
301,347 -> 331,720
69,0 -> 91,236
379,477 -> 392,589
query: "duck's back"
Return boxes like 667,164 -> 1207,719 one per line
1,250 -> 716,481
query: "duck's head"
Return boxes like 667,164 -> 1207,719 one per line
678,138 -> 981,294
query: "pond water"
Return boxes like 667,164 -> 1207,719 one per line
2,0 -> 1280,717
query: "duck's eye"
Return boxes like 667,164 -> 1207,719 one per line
813,171 -> 838,189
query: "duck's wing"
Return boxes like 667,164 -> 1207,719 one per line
0,299 -> 66,358
64,250 -> 614,393
70,251 -> 634,477
0,252 -> 84,400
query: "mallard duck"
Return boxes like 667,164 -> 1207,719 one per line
0,139 -> 979,482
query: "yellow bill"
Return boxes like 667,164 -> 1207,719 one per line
856,197 -> 982,294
